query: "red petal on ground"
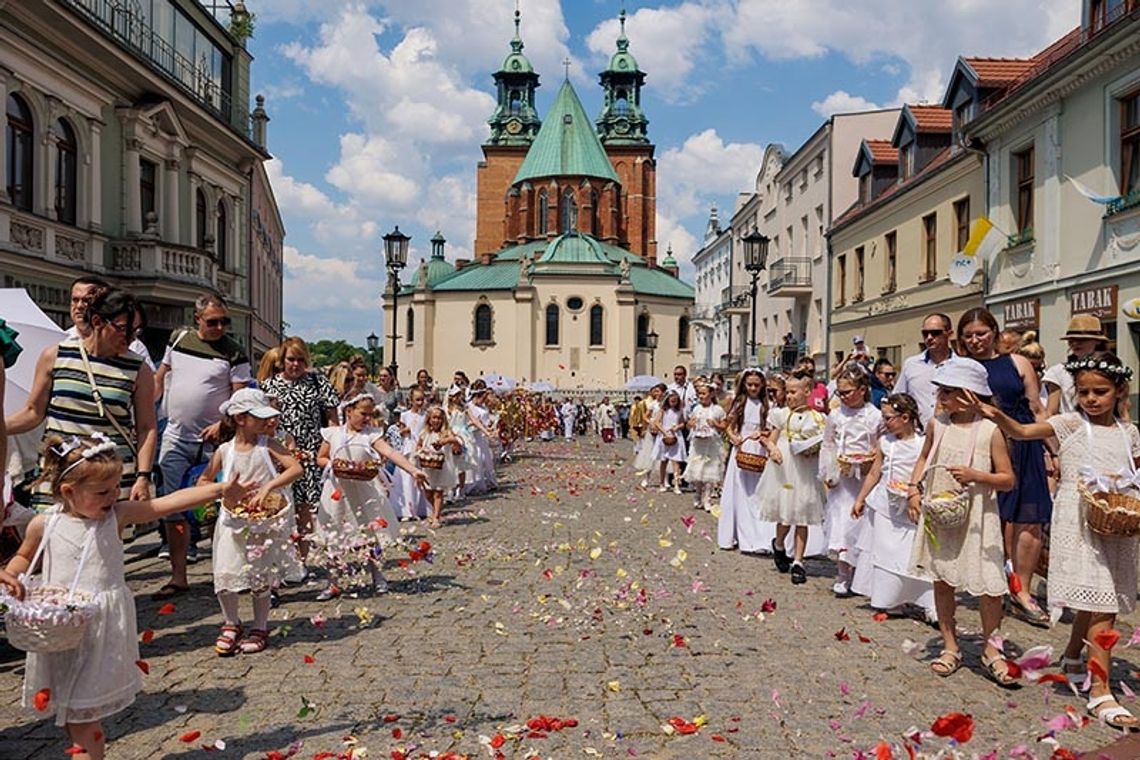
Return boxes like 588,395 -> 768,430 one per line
490,734 -> 506,749
179,730 -> 201,743
392,728 -> 402,739
858,634 -> 872,643
872,612 -> 889,622
157,602 -> 176,615
930,712 -> 974,744
444,714 -> 457,723
1034,673 -> 1070,686
140,628 -> 155,644
711,735 -> 726,743
383,713 -> 400,722
303,654 -> 316,664
1094,629 -> 1121,651
875,740 -> 894,760
135,660 -> 150,675
33,688 -> 50,711
834,627 -> 850,641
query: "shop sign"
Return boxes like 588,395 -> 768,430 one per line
1002,298 -> 1039,331
1071,285 -> 1118,320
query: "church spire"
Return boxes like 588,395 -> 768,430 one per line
596,6 -> 649,145
487,6 -> 541,146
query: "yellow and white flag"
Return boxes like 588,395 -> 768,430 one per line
961,217 -> 1004,260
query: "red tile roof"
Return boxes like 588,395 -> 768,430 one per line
865,140 -> 898,164
964,57 -> 1037,88
831,147 -> 961,232
908,105 -> 952,132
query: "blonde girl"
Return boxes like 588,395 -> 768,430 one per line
634,384 -> 666,485
200,389 -> 303,656
4,434 -> 254,760
767,374 -> 787,410
416,405 -> 461,528
973,352 -> 1140,725
394,388 -> 432,519
651,391 -> 687,494
446,386 -> 476,501
685,384 -> 727,511
907,360 -> 1015,687
719,369 -> 768,552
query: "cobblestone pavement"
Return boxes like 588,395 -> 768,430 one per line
2,437 -> 1139,758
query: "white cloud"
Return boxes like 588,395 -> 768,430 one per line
265,157 -> 339,218
811,90 -> 882,117
324,133 -> 423,207
283,245 -> 385,317
657,129 -> 766,220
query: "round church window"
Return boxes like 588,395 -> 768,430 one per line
566,296 -> 584,311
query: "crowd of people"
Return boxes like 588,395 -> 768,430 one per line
627,309 -> 1140,730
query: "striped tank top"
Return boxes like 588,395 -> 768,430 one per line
33,339 -> 143,510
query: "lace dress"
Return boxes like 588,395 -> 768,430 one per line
909,417 -> 1006,596
317,426 -> 399,545
1046,414 -> 1140,614
820,403 -> 882,557
685,404 -> 726,484
417,430 -> 459,491
718,398 -> 767,552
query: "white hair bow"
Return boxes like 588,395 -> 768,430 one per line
1079,465 -> 1140,494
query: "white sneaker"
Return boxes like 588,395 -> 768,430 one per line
832,580 -> 852,597
673,486 -> 682,495
658,485 -> 669,493
640,478 -> 649,488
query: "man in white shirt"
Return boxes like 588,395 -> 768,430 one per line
666,365 -> 698,417
559,398 -> 578,440
894,313 -> 957,424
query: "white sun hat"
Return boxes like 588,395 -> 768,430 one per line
931,357 -> 993,397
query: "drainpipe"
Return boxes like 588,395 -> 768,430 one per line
726,230 -> 733,370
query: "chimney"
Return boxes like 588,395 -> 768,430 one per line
480,250 -> 495,265
251,94 -> 269,148
455,258 -> 470,271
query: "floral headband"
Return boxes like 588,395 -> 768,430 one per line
1065,356 -> 1133,381
54,432 -> 118,476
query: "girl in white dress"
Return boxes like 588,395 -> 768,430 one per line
651,391 -> 688,494
467,387 -> 498,493
975,352 -> 1140,725
634,384 -> 665,484
395,388 -> 431,519
201,389 -> 303,656
685,385 -> 726,511
820,367 -> 882,596
416,406 -> 461,528
4,433 -> 254,759
446,386 -> 476,502
849,393 -> 934,619
719,369 -> 769,552
759,371 -> 827,583
314,394 -> 427,599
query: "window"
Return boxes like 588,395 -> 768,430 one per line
196,189 -> 208,249
545,303 -> 560,345
953,101 -> 974,143
884,231 -> 897,293
54,118 -> 77,224
474,303 -> 493,343
899,140 -> 915,181
590,190 -> 599,235
636,312 -> 649,348
406,306 -> 414,343
6,94 -> 34,211
1121,89 -> 1140,195
1015,146 -> 1034,236
537,189 -> 548,235
560,188 -> 577,233
678,316 -> 690,350
837,255 -> 847,305
954,198 -> 970,251
854,247 -> 865,301
589,304 -> 603,346
922,213 -> 937,281
216,200 -> 227,268
566,296 -> 584,311
140,159 -> 157,223
1090,0 -> 1108,33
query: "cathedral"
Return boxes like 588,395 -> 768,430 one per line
385,10 -> 695,389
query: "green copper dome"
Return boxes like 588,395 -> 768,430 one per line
606,10 -> 639,73
502,11 -> 534,74
538,232 -> 611,265
513,79 -> 619,185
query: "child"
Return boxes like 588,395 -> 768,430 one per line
651,391 -> 688,494
767,374 -> 787,410
820,367 -> 882,596
446,386 -> 476,502
759,370 -> 827,583
907,360 -> 1016,687
719,369 -> 768,553
201,388 -> 303,656
634,384 -> 665,485
416,405 -> 461,528
685,384 -> 727,512
395,388 -> 432,519
849,394 -> 934,620
467,386 -> 498,492
4,433 -> 255,759
314,393 -> 427,599
974,352 -> 1140,724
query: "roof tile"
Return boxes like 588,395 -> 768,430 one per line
908,105 -> 953,132
964,57 -> 1037,87
865,140 -> 898,164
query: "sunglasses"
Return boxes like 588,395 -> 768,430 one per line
837,387 -> 863,397
921,329 -> 946,338
881,371 -> 897,378
106,320 -> 135,335
203,317 -> 232,328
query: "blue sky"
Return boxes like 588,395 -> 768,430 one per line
243,0 -> 1079,343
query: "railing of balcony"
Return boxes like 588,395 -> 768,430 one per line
720,284 -> 750,307
767,257 -> 812,293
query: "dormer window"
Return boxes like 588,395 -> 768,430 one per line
899,141 -> 915,181
859,173 -> 871,204
953,100 -> 974,143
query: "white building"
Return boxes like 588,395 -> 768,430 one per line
691,205 -> 736,375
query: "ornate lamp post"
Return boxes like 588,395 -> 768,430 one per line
383,226 -> 410,384
646,330 -> 659,376
366,331 -> 379,378
621,355 -> 630,384
742,227 -> 770,364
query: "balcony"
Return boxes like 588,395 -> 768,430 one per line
689,303 -> 720,325
110,239 -> 235,296
1107,188 -> 1140,217
766,257 -> 812,296
720,284 -> 751,315
1,207 -> 95,269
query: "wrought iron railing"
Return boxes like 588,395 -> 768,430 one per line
720,284 -> 750,307
767,257 -> 812,293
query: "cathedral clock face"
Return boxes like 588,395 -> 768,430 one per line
615,118 -> 630,134
506,119 -> 523,134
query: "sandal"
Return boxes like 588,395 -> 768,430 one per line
151,583 -> 190,601
1088,693 -> 1140,730
1060,656 -> 1086,689
771,539 -> 791,574
214,624 -> 242,656
930,649 -> 962,677
1007,595 -> 1051,629
981,653 -> 1023,689
239,628 -> 270,654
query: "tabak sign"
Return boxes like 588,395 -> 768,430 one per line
1002,298 -> 1039,331
1071,284 -> 1118,320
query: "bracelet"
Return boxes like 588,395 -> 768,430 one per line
136,471 -> 153,481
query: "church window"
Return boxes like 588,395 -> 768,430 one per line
566,296 -> 584,311
537,189 -> 549,235
545,303 -> 560,346
636,313 -> 649,348
406,306 -> 415,343
560,188 -> 577,233
678,316 -> 691,351
590,190 -> 599,235
615,90 -> 629,115
589,304 -> 604,346
474,303 -> 493,343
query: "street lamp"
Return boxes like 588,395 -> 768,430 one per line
742,227 -> 770,363
366,331 -> 379,377
621,355 -> 630,383
646,330 -> 659,376
383,225 -> 410,385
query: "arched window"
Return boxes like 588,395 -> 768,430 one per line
537,189 -> 548,235
406,306 -> 415,343
560,188 -> 577,233
474,303 -> 493,343
6,94 -> 34,211
509,90 -> 521,115
54,118 -> 77,224
195,188 -> 208,249
545,303 -> 559,346
589,304 -> 604,346
636,313 -> 650,348
678,316 -> 691,350
590,190 -> 599,236
615,90 -> 629,115
216,199 -> 228,268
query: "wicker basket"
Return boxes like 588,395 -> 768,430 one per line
735,450 -> 768,473
223,491 -> 289,532
2,582 -> 97,653
922,489 -> 971,529
1079,483 -> 1140,537
885,480 -> 911,513
837,453 -> 869,478
417,451 -> 445,470
662,433 -> 678,447
790,438 -> 822,457
332,458 -> 380,481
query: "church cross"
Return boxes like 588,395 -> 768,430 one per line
563,57 -> 571,79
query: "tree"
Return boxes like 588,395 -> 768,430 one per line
308,339 -> 368,369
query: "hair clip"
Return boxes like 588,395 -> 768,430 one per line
51,436 -> 84,458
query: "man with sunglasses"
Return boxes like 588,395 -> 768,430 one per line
151,293 -> 251,599
893,313 -> 958,424
64,275 -> 155,370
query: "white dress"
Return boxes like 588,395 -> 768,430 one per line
317,425 -> 399,547
560,402 -> 578,438
718,398 -> 768,552
448,408 -> 477,475
685,404 -> 726,483
213,439 -> 296,594
417,430 -> 459,491
394,409 -> 431,519
23,506 -> 141,726
651,409 -> 688,462
467,403 -> 498,491
1046,414 -> 1140,614
759,407 -> 827,527
632,398 -> 660,473
821,403 -> 882,562
849,433 -> 934,612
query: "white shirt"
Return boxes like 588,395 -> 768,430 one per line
894,350 -> 959,425
160,330 -> 252,441
667,381 -> 699,417
1042,363 -> 1075,414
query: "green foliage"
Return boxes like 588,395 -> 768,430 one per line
229,11 -> 256,42
307,339 -> 383,369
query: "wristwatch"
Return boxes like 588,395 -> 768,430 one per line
137,471 -> 153,481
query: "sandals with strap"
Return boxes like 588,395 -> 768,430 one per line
215,624 -> 242,657
239,628 -> 270,654
930,649 -> 962,677
1060,656 -> 1086,689
1008,594 -> 1051,629
1088,693 -> 1140,730
981,653 -> 1023,689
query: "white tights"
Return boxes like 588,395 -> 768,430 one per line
218,590 -> 271,631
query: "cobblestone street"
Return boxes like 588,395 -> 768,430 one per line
2,438 -> 1138,758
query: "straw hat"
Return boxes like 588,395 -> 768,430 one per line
1060,314 -> 1107,342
